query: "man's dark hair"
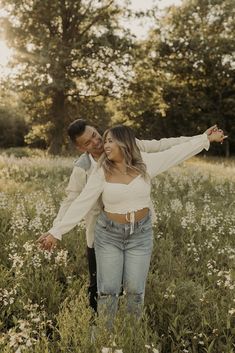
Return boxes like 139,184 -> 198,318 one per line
67,119 -> 88,144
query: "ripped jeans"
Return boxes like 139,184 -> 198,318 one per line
94,211 -> 153,330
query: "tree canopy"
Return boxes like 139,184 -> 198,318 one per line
1,0 -> 133,153
1,0 -> 234,155
117,0 -> 235,155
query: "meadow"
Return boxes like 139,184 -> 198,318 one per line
0,152 -> 235,353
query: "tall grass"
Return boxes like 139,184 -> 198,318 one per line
0,154 -> 234,353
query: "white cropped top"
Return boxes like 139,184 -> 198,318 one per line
49,133 -> 209,240
103,175 -> 151,214
103,176 -> 151,233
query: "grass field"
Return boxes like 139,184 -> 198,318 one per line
0,153 -> 235,353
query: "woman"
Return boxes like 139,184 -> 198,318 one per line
42,125 -> 225,328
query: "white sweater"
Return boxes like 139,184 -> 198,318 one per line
49,133 -> 209,240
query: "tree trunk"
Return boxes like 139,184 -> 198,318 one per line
48,90 -> 66,155
225,139 -> 230,158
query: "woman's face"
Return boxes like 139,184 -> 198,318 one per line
104,131 -> 123,162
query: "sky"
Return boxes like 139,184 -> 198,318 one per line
121,0 -> 183,38
127,0 -> 182,12
0,0 -> 182,70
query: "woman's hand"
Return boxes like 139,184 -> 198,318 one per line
207,127 -> 228,143
36,232 -> 58,251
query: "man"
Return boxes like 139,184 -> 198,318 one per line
37,119 -> 219,312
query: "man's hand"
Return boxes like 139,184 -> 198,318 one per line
36,232 -> 58,252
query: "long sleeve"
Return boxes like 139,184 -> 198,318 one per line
142,133 -> 210,178
48,167 -> 105,240
52,166 -> 87,227
136,134 -> 202,153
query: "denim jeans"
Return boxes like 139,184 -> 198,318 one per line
94,211 -> 153,329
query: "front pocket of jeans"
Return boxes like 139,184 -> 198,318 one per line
97,218 -> 108,230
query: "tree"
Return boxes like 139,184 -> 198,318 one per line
158,0 -> 235,156
118,0 -> 235,155
1,0 -> 133,154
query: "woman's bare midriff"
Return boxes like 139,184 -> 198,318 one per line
104,207 -> 149,224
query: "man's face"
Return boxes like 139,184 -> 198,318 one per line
74,126 -> 104,157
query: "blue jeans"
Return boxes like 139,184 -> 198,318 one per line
94,211 -> 153,329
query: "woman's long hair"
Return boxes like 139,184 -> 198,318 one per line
98,125 -> 148,179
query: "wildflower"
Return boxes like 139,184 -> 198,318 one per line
55,249 -> 68,266
170,199 -> 183,212
31,253 -> 42,268
23,241 -> 34,253
9,253 -> 24,271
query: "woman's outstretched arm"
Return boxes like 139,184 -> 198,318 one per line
142,129 -> 226,178
37,167 -> 105,250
